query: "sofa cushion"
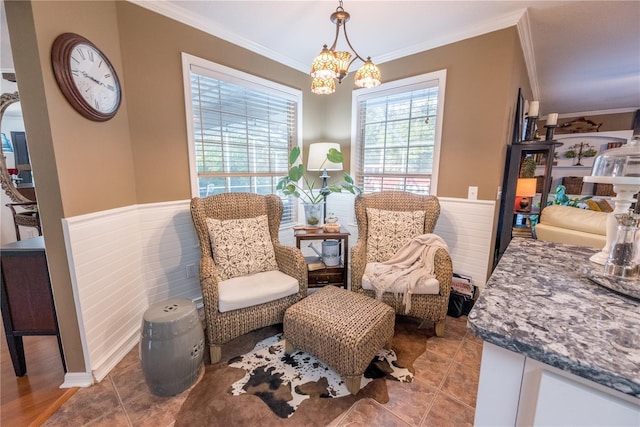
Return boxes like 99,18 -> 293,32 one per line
535,205 -> 607,249
366,208 -> 425,263
206,215 -> 278,281
539,205 -> 606,235
218,270 -> 299,313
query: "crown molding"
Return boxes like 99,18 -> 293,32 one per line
517,10 -> 540,101
377,8 -> 527,65
128,0 -> 308,72
129,1 -> 529,74
557,107 -> 639,118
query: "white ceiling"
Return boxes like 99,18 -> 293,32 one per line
3,1 -> 639,116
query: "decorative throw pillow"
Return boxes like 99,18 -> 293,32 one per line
366,208 -> 425,263
206,215 -> 278,281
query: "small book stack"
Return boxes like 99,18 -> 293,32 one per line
305,256 -> 326,271
451,273 -> 475,297
448,273 -> 477,318
512,226 -> 532,238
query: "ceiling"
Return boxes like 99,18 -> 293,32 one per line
2,1 -> 639,116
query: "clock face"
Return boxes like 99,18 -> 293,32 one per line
69,43 -> 119,115
51,33 -> 122,121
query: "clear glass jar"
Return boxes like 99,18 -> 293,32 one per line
604,212 -> 640,279
590,137 -> 640,178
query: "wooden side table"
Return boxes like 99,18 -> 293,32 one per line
294,227 -> 350,289
1,236 -> 65,376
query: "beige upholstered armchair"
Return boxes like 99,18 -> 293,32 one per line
351,191 -> 453,336
190,193 -> 308,363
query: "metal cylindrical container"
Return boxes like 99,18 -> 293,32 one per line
140,298 -> 204,396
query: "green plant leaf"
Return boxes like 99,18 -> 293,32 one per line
289,146 -> 301,165
288,164 -> 304,181
341,183 -> 356,194
327,184 -> 342,192
327,148 -> 344,164
344,173 -> 354,184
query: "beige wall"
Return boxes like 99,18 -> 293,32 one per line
115,2 -> 326,203
324,27 -> 532,201
6,0 -> 139,373
4,1 -> 536,373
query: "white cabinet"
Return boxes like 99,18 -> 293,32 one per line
474,343 -> 640,427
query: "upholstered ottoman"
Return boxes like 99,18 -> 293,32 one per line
283,285 -> 395,395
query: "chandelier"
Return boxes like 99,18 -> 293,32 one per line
310,0 -> 382,95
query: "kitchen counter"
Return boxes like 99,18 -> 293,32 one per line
469,238 -> 639,396
468,238 -> 639,426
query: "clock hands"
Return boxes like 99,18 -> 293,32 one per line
80,71 -> 115,91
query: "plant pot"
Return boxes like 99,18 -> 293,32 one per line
303,202 -> 323,227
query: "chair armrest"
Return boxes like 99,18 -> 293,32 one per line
434,247 -> 453,298
350,239 -> 366,292
199,255 -> 220,304
273,244 -> 308,296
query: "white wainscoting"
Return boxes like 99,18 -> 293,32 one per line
61,196 -> 495,385
62,200 -> 201,384
434,197 -> 496,288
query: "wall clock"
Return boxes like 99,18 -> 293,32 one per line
51,33 -> 121,121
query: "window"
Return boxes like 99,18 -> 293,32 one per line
352,70 -> 446,195
182,54 -> 302,224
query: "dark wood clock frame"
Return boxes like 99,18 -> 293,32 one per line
51,32 -> 121,122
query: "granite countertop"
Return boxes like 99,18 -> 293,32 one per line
468,238 -> 640,398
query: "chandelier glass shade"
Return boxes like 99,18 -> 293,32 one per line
311,77 -> 336,95
310,1 -> 381,94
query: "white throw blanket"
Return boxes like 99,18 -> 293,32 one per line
362,233 -> 448,314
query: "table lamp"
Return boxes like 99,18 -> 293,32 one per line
307,142 -> 344,188
583,136 -> 640,265
516,178 -> 537,212
307,142 -> 344,222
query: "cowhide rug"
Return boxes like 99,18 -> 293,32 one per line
175,315 -> 433,427
228,333 -> 413,418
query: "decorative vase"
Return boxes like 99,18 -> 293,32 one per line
303,202 -> 323,227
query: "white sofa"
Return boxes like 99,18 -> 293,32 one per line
535,205 -> 607,249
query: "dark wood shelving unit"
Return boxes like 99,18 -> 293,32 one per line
495,141 -> 558,265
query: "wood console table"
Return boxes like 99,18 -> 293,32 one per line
1,236 -> 65,376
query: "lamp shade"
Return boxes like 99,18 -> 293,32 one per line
516,178 -> 537,197
307,142 -> 343,171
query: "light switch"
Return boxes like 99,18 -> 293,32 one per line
468,186 -> 478,200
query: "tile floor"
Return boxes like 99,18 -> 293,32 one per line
43,315 -> 481,427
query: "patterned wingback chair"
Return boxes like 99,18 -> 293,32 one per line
190,193 -> 308,363
351,191 -> 453,336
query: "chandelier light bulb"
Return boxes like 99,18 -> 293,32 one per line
311,77 -> 336,95
333,51 -> 352,82
354,58 -> 382,89
310,45 -> 339,80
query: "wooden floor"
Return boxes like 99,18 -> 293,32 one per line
1,327 -> 70,426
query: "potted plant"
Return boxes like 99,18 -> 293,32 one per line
519,157 -> 537,178
277,146 -> 360,226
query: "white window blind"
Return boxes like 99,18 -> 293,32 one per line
184,57 -> 301,224
353,71 -> 446,195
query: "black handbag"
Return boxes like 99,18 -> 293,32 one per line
447,291 -> 475,318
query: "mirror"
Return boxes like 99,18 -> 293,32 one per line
1,91 -> 33,203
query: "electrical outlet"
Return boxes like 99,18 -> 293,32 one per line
468,186 -> 478,200
186,263 -> 197,278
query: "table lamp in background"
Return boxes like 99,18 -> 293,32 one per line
516,178 -> 537,212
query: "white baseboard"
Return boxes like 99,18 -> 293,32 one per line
61,372 -> 93,388
91,330 -> 141,383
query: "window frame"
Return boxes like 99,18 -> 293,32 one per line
181,53 -> 303,223
350,70 -> 447,195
